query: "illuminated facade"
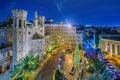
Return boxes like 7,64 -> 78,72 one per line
45,24 -> 76,46
101,36 -> 120,56
12,9 -> 45,70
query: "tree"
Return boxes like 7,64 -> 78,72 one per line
11,55 -> 38,80
87,59 -> 112,80
95,32 -> 100,48
74,43 -> 80,66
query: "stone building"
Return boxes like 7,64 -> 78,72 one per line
45,24 -> 76,46
12,9 -> 45,70
101,35 -> 120,56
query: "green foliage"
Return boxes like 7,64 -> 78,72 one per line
95,32 -> 100,48
87,59 -> 112,80
87,65 -> 95,73
74,43 -> 80,65
12,55 -> 38,80
52,68 -> 67,80
87,69 -> 112,80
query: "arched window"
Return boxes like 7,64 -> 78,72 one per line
19,19 -> 22,28
118,45 -> 120,55
112,44 -> 115,54
107,43 -> 110,52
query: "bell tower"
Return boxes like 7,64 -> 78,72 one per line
38,16 -> 45,36
12,9 -> 28,71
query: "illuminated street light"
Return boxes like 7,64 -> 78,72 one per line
67,24 -> 71,28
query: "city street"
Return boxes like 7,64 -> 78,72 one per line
61,53 -> 79,80
104,52 -> 120,68
35,47 -> 69,80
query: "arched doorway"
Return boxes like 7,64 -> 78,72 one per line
112,44 -> 115,54
118,45 -> 120,55
107,43 -> 110,52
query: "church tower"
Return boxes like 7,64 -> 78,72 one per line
38,16 -> 45,36
12,9 -> 28,70
34,11 -> 38,28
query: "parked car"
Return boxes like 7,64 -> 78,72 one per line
69,66 -> 76,75
57,63 -> 63,70
60,55 -> 65,61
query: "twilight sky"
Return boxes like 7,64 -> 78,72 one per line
0,0 -> 120,25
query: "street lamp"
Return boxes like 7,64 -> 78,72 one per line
67,24 -> 71,28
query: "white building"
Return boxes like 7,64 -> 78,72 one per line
45,24 -> 76,46
101,35 -> 120,56
12,9 -> 45,70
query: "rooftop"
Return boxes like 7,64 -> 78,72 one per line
32,33 -> 44,39
102,36 -> 120,41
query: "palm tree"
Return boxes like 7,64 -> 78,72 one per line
87,69 -> 112,80
87,59 -> 112,80
12,55 -> 38,80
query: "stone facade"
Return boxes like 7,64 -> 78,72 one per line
101,36 -> 120,56
12,9 -> 45,70
45,24 -> 76,46
0,47 -> 12,72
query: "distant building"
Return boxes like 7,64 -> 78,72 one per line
45,24 -> 76,46
45,19 -> 53,24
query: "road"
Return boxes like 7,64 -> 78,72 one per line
35,47 -> 65,80
61,54 -> 79,80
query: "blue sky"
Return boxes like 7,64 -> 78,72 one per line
0,0 -> 120,25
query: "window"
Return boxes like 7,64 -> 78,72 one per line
28,32 -> 31,35
19,41 -> 21,43
19,31 -> 21,34
1,32 -> 4,38
19,19 -> 22,28
15,19 -> 16,27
